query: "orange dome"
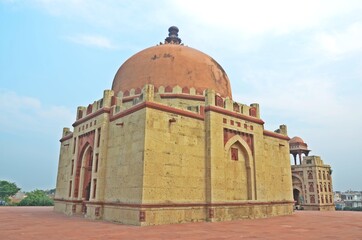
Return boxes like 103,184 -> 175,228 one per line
112,44 -> 232,99
290,136 -> 305,144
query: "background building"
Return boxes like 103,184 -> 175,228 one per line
335,191 -> 362,210
290,136 -> 335,211
54,27 -> 294,226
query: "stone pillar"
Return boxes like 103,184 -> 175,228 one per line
103,90 -> 114,107
205,89 -> 216,106
250,103 -> 260,118
298,152 -> 302,165
143,84 -> 155,102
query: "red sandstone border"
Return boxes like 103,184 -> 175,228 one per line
263,130 -> 290,141
204,106 -> 265,125
109,101 -> 205,122
145,101 -> 204,120
54,198 -> 293,209
159,93 -> 205,101
64,102 -> 290,143
73,108 -> 111,127
60,133 -> 73,142
302,204 -> 335,207
122,94 -> 141,103
110,102 -> 147,121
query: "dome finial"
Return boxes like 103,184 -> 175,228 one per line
165,26 -> 181,44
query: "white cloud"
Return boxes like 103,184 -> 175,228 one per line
173,0 -> 362,36
31,0 -> 121,27
0,90 -> 73,136
14,0 -> 171,30
65,34 -> 119,49
314,22 -> 362,57
9,0 -> 362,56
236,77 -> 339,122
242,73 -> 361,122
6,0 -> 362,38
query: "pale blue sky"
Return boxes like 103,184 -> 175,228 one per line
1,0 -> 361,191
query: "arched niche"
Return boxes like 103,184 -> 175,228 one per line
224,135 -> 255,200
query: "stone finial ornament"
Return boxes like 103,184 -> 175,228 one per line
165,26 -> 181,44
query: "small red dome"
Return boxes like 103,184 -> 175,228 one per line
289,136 -> 305,144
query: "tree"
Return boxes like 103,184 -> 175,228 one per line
0,180 -> 20,203
18,189 -> 54,206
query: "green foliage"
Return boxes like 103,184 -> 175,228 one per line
18,190 -> 54,206
0,180 -> 20,203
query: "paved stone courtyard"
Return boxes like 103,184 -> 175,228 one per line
0,207 -> 361,239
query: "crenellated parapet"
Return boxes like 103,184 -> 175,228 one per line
63,84 -> 269,135
61,84 -> 289,142
75,90 -> 114,121
117,85 -> 205,98
274,125 -> 288,136
112,85 -> 263,121
60,127 -> 73,142
205,89 -> 261,119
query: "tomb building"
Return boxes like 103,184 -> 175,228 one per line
54,26 -> 294,225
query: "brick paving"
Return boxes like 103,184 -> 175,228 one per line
0,207 -> 361,239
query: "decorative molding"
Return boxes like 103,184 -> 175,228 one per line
122,94 -> 141,103
79,129 -> 95,138
73,108 -> 111,127
110,102 -> 147,122
159,93 -> 205,101
54,199 -> 82,204
146,102 -> 204,120
263,130 -> 290,141
139,211 -> 146,222
60,133 -> 73,142
204,106 -> 265,125
303,204 -> 335,207
55,199 -> 293,209
223,128 -> 254,150
110,101 -> 204,122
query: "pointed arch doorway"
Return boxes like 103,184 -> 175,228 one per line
293,189 -> 301,205
81,145 -> 93,201
73,144 -> 94,201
